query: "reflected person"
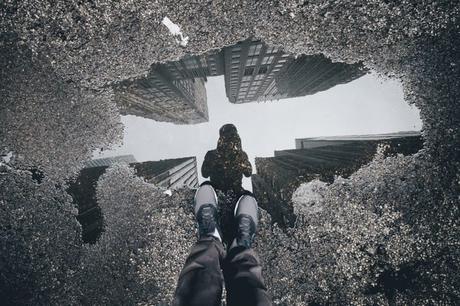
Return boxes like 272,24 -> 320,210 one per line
201,124 -> 252,193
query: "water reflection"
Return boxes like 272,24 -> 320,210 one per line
75,38 -> 422,241
252,131 -> 423,227
202,124 -> 252,194
68,155 -> 200,243
114,38 -> 365,124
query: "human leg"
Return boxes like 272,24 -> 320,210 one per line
223,194 -> 272,306
172,183 -> 225,306
173,237 -> 225,306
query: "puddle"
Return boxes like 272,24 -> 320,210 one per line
2,3 -> 458,305
104,39 -> 422,187
73,38 -> 423,239
98,40 -> 420,190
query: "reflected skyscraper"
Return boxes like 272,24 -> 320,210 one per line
223,39 -> 365,103
273,54 -> 365,99
84,154 -> 137,168
113,38 -> 366,123
68,156 -> 199,243
133,157 -> 200,189
223,41 -> 292,103
115,66 -> 209,124
252,132 -> 423,228
163,51 -> 225,80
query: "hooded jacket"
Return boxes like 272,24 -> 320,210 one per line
201,124 -> 252,192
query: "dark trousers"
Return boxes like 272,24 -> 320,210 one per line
173,237 -> 272,306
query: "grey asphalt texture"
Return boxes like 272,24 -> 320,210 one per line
0,1 -> 459,304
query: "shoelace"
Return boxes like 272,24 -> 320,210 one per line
198,205 -> 216,236
237,216 -> 253,248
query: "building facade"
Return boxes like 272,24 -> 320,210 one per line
114,38 -> 367,123
252,132 -> 423,228
84,154 -> 137,168
114,64 -> 209,125
162,51 -> 225,80
68,156 -> 199,243
223,39 -> 293,103
274,54 -> 365,98
223,39 -> 366,104
132,157 -> 199,189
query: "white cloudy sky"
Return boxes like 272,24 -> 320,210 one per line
96,72 -> 422,190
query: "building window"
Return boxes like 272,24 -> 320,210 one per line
265,46 -> 281,54
258,66 -> 268,74
244,67 -> 255,76
248,44 -> 262,56
184,58 -> 199,69
246,57 -> 258,66
263,56 -> 275,65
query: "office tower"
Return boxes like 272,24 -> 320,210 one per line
114,39 -> 366,122
224,39 -> 292,103
114,65 -> 209,124
68,156 -> 199,243
162,51 -> 225,80
223,39 -> 366,104
84,154 -> 137,168
274,54 -> 365,98
295,131 -> 423,150
132,157 -> 199,189
252,132 -> 422,228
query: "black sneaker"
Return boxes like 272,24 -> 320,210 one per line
230,193 -> 258,249
194,183 -> 221,240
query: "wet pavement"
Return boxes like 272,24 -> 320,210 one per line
1,1 -> 459,305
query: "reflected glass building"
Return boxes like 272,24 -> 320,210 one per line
163,52 -> 225,79
113,38 -> 366,123
115,66 -> 209,124
223,39 -> 365,103
252,132 -> 423,228
224,40 -> 293,103
67,156 -> 199,243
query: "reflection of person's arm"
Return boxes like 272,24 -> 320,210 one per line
242,152 -> 252,177
201,152 -> 211,178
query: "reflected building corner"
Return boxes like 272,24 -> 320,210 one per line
223,39 -> 367,104
113,49 -> 225,125
114,66 -> 209,125
67,155 -> 199,243
252,131 -> 423,228
112,38 -> 367,124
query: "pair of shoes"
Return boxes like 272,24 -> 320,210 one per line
194,182 -> 258,249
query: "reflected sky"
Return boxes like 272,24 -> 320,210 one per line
96,72 -> 422,191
